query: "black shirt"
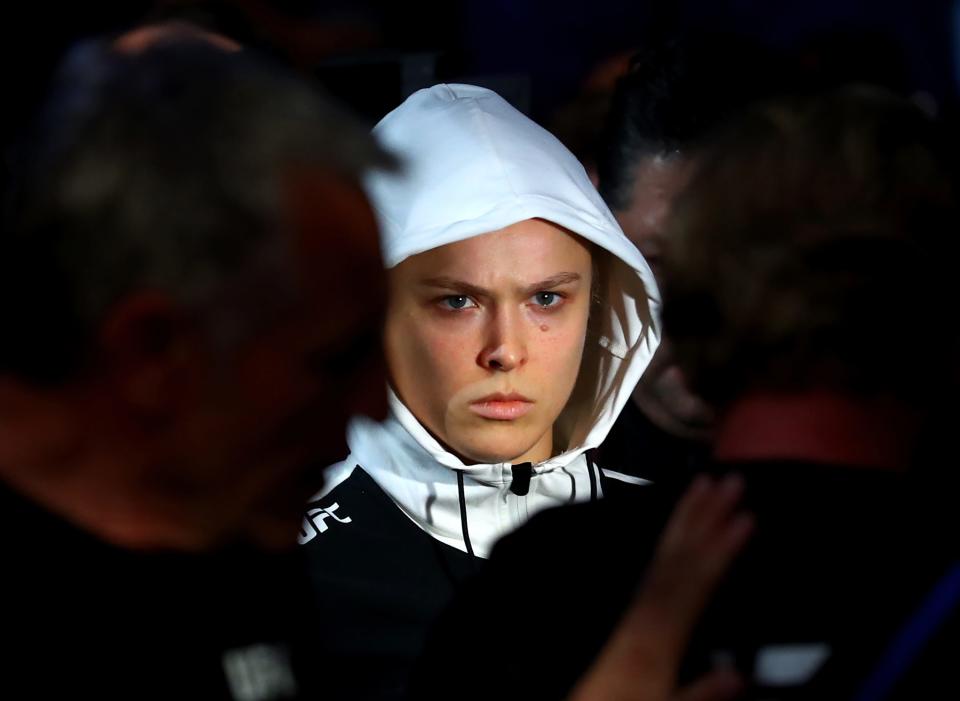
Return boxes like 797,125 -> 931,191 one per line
0,481 -> 324,700
411,461 -> 960,700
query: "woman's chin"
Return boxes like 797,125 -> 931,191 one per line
449,433 -> 544,466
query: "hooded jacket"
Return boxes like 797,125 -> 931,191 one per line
299,84 -> 659,699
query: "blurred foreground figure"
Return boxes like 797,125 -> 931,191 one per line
0,36 -> 390,698
412,87 -> 960,700
596,35 -> 788,479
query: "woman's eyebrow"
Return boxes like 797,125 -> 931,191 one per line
420,276 -> 490,299
519,272 -> 581,297
420,272 -> 582,299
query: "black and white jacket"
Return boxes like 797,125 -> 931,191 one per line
297,83 -> 661,700
298,396 -> 657,700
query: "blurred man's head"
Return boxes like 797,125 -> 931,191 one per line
0,39 -> 393,550
113,20 -> 242,54
597,35 -> 785,276
596,35 -> 785,438
663,87 -> 958,415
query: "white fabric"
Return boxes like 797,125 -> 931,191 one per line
314,84 -> 661,558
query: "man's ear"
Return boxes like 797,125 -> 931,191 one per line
96,292 -> 202,419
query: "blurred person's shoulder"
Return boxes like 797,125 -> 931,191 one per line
411,480 -> 686,701
0,476 -> 321,698
681,459 -> 960,698
478,477 -> 688,628
493,475 -> 681,563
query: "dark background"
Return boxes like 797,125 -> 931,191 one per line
3,1 -> 957,146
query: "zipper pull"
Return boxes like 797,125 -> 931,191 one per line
509,463 -> 533,496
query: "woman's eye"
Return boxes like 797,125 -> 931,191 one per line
441,295 -> 477,310
532,291 -> 562,308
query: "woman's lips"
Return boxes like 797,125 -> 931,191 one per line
469,393 -> 534,421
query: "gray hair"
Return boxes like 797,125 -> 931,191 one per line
4,37 -> 393,383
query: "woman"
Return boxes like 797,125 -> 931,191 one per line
299,84 -> 660,698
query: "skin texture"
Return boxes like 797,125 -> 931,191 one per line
385,218 -> 593,465
0,172 -> 388,551
614,155 -> 714,439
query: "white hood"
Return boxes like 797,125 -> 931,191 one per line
319,84 -> 660,557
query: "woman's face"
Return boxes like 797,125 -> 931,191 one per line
385,219 -> 593,465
